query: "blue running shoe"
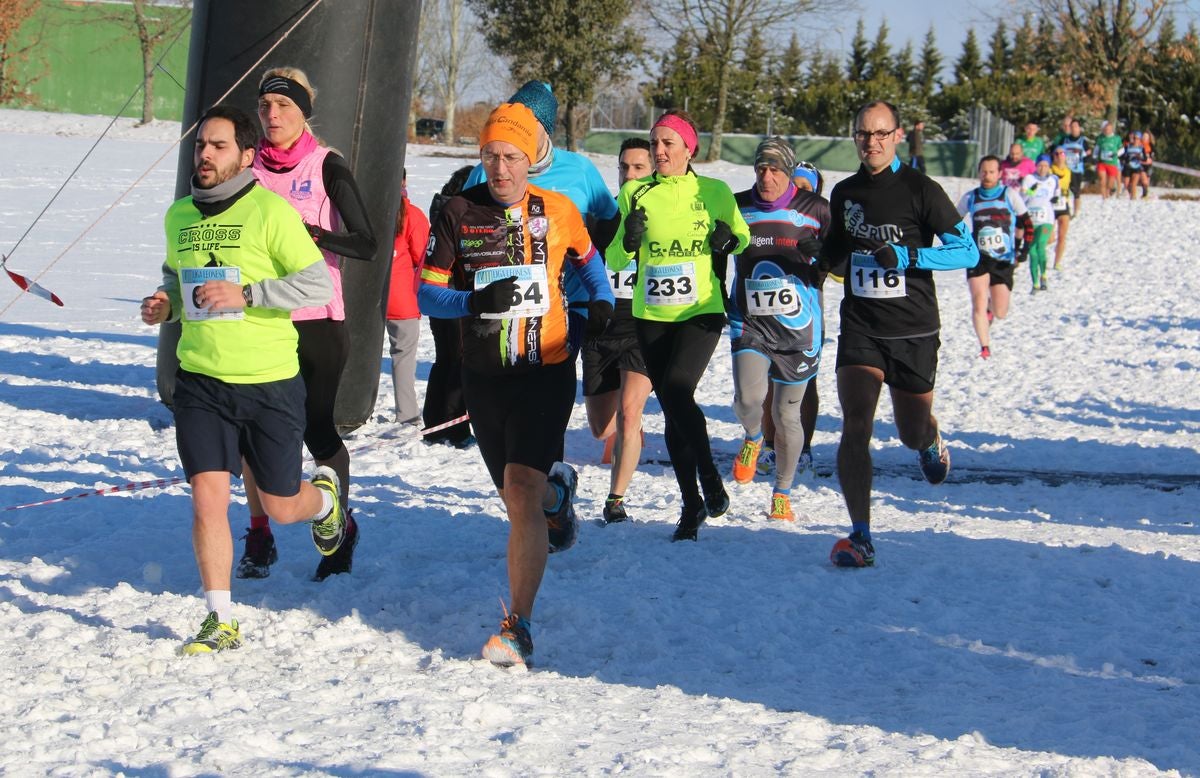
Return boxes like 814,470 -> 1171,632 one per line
482,612 -> 533,667
918,433 -> 951,485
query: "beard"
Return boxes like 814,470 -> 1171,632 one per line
196,158 -> 244,189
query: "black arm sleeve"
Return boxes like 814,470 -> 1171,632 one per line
317,153 -> 378,261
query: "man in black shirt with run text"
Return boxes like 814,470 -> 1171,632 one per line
821,100 -> 979,568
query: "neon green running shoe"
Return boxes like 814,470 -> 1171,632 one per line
310,466 -> 346,556
181,611 -> 242,656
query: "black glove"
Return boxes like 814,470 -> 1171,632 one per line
304,222 -> 323,242
797,234 -> 823,261
872,243 -> 901,270
621,206 -> 647,253
1016,242 -> 1029,264
1051,195 -> 1060,205
585,299 -> 613,338
710,220 -> 739,255
468,276 -> 519,315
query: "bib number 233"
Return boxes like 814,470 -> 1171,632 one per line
644,262 -> 698,306
474,265 -> 550,319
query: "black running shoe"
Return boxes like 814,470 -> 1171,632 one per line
671,503 -> 707,542
235,527 -> 278,579
918,433 -> 951,485
545,462 -> 579,553
313,512 -> 358,581
602,495 -> 628,524
703,485 -> 730,519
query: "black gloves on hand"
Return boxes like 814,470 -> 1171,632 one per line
1016,242 -> 1029,264
797,234 -> 823,260
872,243 -> 901,270
585,300 -> 614,337
305,222 -> 323,242
468,276 -> 519,316
622,206 -> 648,253
710,220 -> 739,255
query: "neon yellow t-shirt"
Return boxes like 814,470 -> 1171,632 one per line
164,185 -> 323,383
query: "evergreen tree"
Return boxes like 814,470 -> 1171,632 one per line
846,18 -> 869,82
987,19 -> 1010,76
469,0 -> 642,149
865,20 -> 892,82
955,28 -> 983,83
916,26 -> 942,100
892,41 -> 915,93
1011,12 -> 1035,72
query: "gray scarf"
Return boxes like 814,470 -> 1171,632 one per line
191,167 -> 256,203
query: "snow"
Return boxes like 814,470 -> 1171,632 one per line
1,108 -> 1198,776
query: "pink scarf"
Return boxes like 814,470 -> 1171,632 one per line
257,130 -> 319,170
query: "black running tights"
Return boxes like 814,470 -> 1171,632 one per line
635,314 -> 724,509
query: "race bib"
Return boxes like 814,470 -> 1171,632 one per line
473,265 -> 550,320
849,252 -> 905,299
643,262 -> 698,307
744,277 -> 800,316
976,226 -> 1008,259
181,266 -> 243,321
609,260 -> 637,300
1028,205 -> 1050,224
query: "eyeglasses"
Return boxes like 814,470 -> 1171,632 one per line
853,128 -> 897,143
480,151 -> 528,167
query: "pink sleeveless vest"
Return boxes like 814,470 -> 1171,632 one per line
253,146 -> 345,321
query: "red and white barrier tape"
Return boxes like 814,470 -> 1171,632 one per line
3,413 -> 471,511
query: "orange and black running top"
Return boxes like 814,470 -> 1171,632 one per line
421,182 -> 595,374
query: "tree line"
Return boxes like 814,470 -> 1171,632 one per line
422,0 -> 1199,174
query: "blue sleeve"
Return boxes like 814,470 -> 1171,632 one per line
463,164 -> 486,189
586,167 -> 619,220
891,221 -> 979,271
418,282 -> 472,318
575,250 -> 616,305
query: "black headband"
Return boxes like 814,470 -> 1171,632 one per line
259,76 -> 312,118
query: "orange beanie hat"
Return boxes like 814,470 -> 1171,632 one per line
479,102 -> 539,164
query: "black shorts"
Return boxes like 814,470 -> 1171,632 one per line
581,335 -> 647,396
172,369 -> 306,496
836,330 -> 940,394
966,256 -> 1015,290
462,359 -> 577,489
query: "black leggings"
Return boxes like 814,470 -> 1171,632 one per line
422,316 -> 472,444
635,314 -> 724,508
295,318 -> 348,461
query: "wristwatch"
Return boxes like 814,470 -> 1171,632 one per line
242,284 -> 253,307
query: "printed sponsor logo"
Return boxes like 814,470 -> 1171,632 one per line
843,201 -> 902,243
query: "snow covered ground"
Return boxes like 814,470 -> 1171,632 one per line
1,109 -> 1198,776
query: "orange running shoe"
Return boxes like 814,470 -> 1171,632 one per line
768,492 -> 795,521
732,437 -> 763,484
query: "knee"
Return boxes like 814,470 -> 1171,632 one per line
502,466 -> 546,506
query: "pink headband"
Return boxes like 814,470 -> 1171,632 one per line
653,114 -> 698,156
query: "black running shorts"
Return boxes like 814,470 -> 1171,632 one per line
173,369 -> 306,496
581,335 -> 647,396
836,330 -> 940,394
966,256 -> 1015,290
462,359 -> 577,489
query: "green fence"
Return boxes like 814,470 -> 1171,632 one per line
4,0 -> 190,120
582,130 -> 979,178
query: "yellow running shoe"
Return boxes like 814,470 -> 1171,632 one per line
732,437 -> 763,484
768,492 -> 795,521
181,611 -> 242,656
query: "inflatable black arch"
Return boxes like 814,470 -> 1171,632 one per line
157,0 -> 421,430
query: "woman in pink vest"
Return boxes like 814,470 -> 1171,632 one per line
385,168 -> 430,425
238,66 -> 377,583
